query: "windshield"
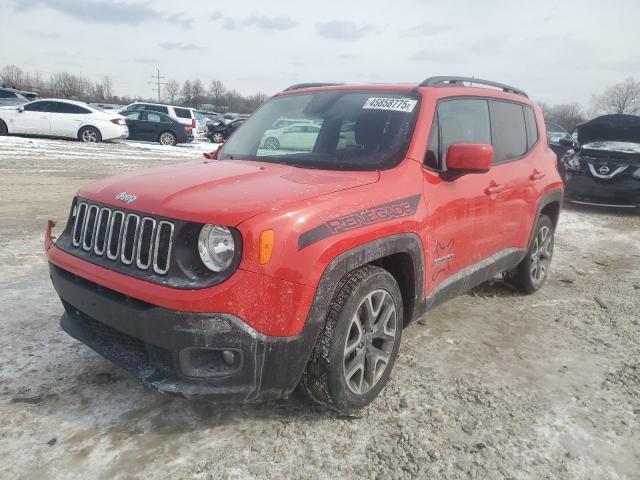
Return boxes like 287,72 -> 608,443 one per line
218,91 -> 419,170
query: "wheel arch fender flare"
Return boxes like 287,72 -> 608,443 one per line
297,232 -> 424,360
527,188 -> 563,251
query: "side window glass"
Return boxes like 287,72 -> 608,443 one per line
524,106 -> 538,149
489,101 -> 527,163
124,111 -> 140,119
438,99 -> 491,166
146,112 -> 162,122
424,114 -> 439,169
24,101 -> 52,112
130,104 -> 144,110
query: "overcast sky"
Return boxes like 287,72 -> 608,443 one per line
1,0 -> 639,106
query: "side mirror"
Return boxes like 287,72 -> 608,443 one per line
446,143 -> 493,173
17,106 -> 24,113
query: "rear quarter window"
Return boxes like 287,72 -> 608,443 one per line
489,101 -> 527,163
523,106 -> 538,149
174,107 -> 192,119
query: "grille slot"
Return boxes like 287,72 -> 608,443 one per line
68,201 -> 174,275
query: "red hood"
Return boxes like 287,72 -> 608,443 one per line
78,159 -> 380,225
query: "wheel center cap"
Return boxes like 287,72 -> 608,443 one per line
364,332 -> 373,345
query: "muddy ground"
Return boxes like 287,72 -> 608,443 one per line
0,135 -> 638,479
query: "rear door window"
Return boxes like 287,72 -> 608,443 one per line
489,101 -> 527,163
174,107 -> 192,119
436,99 -> 491,167
55,103 -> 91,114
124,111 -> 141,120
146,105 -> 169,114
144,112 -> 166,122
0,89 -> 16,98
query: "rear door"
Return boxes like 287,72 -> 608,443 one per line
422,98 -> 498,289
11,101 -> 54,135
139,111 -> 164,141
49,102 -> 92,138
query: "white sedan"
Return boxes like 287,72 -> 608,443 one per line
0,99 -> 128,142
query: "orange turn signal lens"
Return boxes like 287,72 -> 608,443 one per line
259,230 -> 274,265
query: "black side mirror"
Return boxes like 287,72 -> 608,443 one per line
17,106 -> 24,113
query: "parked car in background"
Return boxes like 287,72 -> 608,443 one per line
261,123 -> 322,150
122,102 -> 196,128
121,109 -> 193,146
205,117 -> 245,143
223,112 -> 238,122
0,87 -> 33,106
90,103 -> 123,111
560,114 -> 640,208
0,99 -> 127,142
545,122 -> 579,160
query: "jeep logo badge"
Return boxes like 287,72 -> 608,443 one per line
598,165 -> 610,175
115,192 -> 137,204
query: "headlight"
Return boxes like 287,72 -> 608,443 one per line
561,151 -> 582,172
198,225 -> 235,272
633,167 -> 640,179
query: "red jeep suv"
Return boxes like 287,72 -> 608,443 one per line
46,77 -> 563,412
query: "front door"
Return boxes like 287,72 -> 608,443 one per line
421,98 -> 500,294
11,101 -> 54,135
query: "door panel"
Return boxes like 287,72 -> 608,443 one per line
11,101 -> 53,135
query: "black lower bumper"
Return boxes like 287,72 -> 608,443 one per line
564,173 -> 640,208
50,264 -> 311,402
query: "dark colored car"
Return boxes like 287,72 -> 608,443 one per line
545,122 -> 578,160
121,109 -> 194,146
560,114 -> 640,208
206,117 -> 245,143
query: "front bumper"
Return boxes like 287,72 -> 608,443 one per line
564,173 -> 640,208
50,263 -> 312,402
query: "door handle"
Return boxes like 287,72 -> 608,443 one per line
485,184 -> 505,195
530,169 -> 546,181
41,116 -> 48,119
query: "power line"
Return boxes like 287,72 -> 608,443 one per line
147,68 -> 167,102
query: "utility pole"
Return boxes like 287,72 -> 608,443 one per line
147,68 -> 167,102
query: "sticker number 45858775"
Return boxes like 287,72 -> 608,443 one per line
362,97 -> 418,112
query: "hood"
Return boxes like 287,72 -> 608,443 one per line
577,114 -> 640,145
78,159 -> 380,226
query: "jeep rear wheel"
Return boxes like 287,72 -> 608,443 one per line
508,214 -> 554,294
300,265 -> 402,413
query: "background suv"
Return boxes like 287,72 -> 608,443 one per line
122,102 -> 196,128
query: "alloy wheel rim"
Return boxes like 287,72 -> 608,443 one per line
160,133 -> 174,145
213,133 -> 223,143
265,138 -> 278,149
530,225 -> 552,285
343,289 -> 397,395
82,129 -> 97,142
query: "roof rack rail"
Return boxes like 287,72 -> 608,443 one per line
419,76 -> 528,98
283,83 -> 343,92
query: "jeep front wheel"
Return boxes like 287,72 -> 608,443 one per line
508,214 -> 554,294
300,265 -> 403,413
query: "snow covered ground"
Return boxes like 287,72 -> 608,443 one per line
0,135 -> 638,479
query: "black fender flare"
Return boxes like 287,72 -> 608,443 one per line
281,233 -> 425,393
526,188 -> 564,251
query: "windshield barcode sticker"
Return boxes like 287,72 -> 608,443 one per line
363,97 -> 417,112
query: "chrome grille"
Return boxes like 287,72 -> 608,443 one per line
71,201 -> 174,275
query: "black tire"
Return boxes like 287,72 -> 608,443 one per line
159,131 -> 177,146
508,214 -> 555,294
300,265 -> 403,413
78,126 -> 101,143
211,132 -> 224,143
264,137 -> 280,150
0,119 -> 7,136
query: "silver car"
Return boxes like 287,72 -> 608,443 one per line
0,88 -> 33,107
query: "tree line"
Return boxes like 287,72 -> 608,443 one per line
2,63 -> 640,120
0,64 -> 269,113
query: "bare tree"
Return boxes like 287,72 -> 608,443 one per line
0,64 -> 25,88
49,72 -> 92,100
181,79 -> 193,106
540,102 -> 585,132
208,79 -> 226,108
164,79 -> 179,104
93,76 -> 113,101
191,79 -> 204,108
591,77 -> 640,115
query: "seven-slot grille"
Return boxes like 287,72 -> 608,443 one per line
71,201 -> 174,275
